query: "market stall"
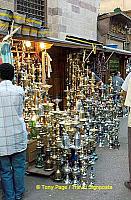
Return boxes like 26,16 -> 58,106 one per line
0,8 -> 124,186
8,38 -> 123,185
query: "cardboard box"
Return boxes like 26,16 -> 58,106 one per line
27,139 -> 37,163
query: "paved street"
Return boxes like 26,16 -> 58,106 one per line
0,117 -> 131,200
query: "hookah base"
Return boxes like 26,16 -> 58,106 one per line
44,167 -> 54,171
35,165 -> 44,169
64,179 -> 72,185
52,177 -> 63,182
52,174 -> 63,182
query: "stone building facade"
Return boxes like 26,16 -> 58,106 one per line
0,0 -> 100,41
47,0 -> 100,40
0,0 -> 14,11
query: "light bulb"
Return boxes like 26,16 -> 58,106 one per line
25,41 -> 31,48
40,42 -> 46,49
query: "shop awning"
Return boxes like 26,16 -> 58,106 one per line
11,34 -> 131,56
12,35 -> 94,49
103,46 -> 131,56
11,34 -> 104,50
44,37 -> 92,49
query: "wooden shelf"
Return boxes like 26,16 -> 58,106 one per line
12,51 -> 36,53
26,164 -> 55,177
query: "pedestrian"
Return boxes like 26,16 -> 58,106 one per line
87,65 -> 103,86
0,63 -> 28,200
112,71 -> 124,103
121,71 -> 131,189
112,71 -> 124,92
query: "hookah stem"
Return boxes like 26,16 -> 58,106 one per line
82,49 -> 86,72
67,54 -> 70,90
101,52 -> 106,80
71,58 -> 73,91
76,64 -> 79,91
16,46 -> 20,71
66,54 -> 69,88
22,41 -> 25,64
42,49 -> 46,85
22,41 -> 26,88
81,99 -> 84,110
27,50 -> 32,83
16,46 -> 21,85
68,54 -> 71,90
73,59 -> 77,107
68,53 -> 72,87
72,61 -> 75,108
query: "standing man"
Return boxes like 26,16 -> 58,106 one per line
112,71 -> 124,103
0,63 -> 28,200
112,71 -> 124,92
121,72 -> 131,189
85,63 -> 103,86
88,67 -> 102,85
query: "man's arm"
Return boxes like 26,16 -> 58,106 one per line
121,72 -> 131,92
120,90 -> 127,99
94,74 -> 103,87
120,73 -> 131,106
120,77 -> 124,86
94,74 -> 101,82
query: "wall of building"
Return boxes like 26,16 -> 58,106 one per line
99,0 -> 131,14
0,0 -> 14,11
47,0 -> 100,40
106,38 -> 124,49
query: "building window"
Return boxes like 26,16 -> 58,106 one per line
14,0 -> 47,24
124,42 -> 130,51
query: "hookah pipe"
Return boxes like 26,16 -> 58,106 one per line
16,45 -> 21,85
41,49 -> 47,85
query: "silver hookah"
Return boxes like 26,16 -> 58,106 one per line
72,160 -> 80,185
89,166 -> 95,186
80,160 -> 89,186
53,98 -> 62,111
63,160 -> 72,184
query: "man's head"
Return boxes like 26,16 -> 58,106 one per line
114,71 -> 121,77
0,63 -> 14,81
88,67 -> 92,75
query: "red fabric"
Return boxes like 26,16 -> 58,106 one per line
0,57 -> 3,64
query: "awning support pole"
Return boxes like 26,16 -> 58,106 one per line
105,51 -> 114,64
85,49 -> 94,62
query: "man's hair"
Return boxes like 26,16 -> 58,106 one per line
114,71 -> 120,76
0,63 -> 14,81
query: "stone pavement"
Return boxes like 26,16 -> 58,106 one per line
0,117 -> 131,200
